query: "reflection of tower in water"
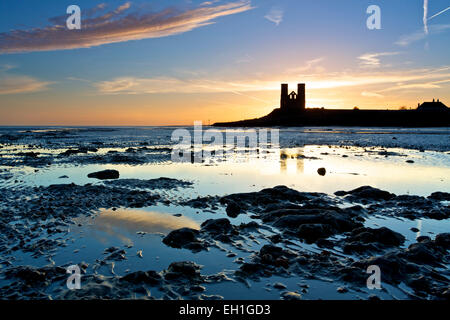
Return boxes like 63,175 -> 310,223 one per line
280,149 -> 304,174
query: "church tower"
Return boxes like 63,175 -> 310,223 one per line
280,83 -> 305,111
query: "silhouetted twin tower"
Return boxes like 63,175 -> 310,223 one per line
280,83 -> 305,111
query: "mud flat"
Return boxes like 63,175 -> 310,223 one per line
0,127 -> 448,300
0,180 -> 448,300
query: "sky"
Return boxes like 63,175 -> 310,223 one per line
0,0 -> 449,125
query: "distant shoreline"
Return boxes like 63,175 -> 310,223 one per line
214,108 -> 450,128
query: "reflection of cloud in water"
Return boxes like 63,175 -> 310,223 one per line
91,209 -> 200,243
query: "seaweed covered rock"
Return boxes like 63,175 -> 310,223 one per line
162,228 -> 207,252
200,218 -> 239,243
435,233 -> 450,249
121,270 -> 162,286
343,227 -> 405,253
87,169 -> 120,180
335,186 -> 395,201
164,261 -> 203,281
298,223 -> 335,242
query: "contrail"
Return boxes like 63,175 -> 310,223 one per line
423,0 -> 429,34
428,6 -> 450,21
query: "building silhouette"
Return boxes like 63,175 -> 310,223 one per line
280,83 -> 305,111
417,99 -> 449,112
214,82 -> 450,127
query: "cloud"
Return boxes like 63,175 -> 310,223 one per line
362,91 -> 383,98
396,24 -> 450,46
289,57 -> 325,73
264,8 -> 284,26
424,0 -> 429,34
95,65 -> 450,95
358,52 -> 400,68
0,75 -> 51,94
0,64 -> 15,72
428,6 -> 450,21
96,77 -> 259,94
0,1 -> 253,54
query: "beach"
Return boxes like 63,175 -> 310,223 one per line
0,126 -> 449,300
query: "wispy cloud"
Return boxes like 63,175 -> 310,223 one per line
362,91 -> 384,98
358,52 -> 400,68
289,57 -> 325,73
396,24 -> 450,46
95,65 -> 450,95
0,64 -> 16,72
264,7 -> 284,26
0,1 -> 252,54
0,75 -> 51,94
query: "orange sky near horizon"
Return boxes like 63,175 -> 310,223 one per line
1,84 -> 448,126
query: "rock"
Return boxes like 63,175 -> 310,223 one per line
164,261 -> 202,280
200,294 -> 223,300
405,242 -> 440,264
104,177 -> 192,190
257,244 -> 296,268
60,149 -> 83,156
87,169 -> 119,180
317,168 -> 326,176
121,270 -> 162,285
351,254 -> 412,284
62,278 -> 117,299
343,227 -> 405,253
410,227 -> 419,232
273,282 -> 287,290
272,210 -> 362,237
335,186 -> 395,201
297,223 -> 334,242
259,244 -> 286,259
225,200 -> 241,218
239,221 -> 260,229
162,228 -> 206,252
428,192 -> 450,201
190,285 -> 206,292
435,233 -> 450,249
337,286 -> 348,293
201,218 -> 234,234
104,246 -> 120,253
238,263 -> 265,275
281,291 -> 302,300
5,265 -> 66,285
350,227 -> 405,246
104,249 -> 127,261
218,186 -> 313,211
317,239 -> 334,248
407,276 -> 429,292
416,236 -> 431,243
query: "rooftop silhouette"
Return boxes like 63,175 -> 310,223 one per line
417,99 -> 449,112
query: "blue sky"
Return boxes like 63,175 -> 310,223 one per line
0,0 -> 449,125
